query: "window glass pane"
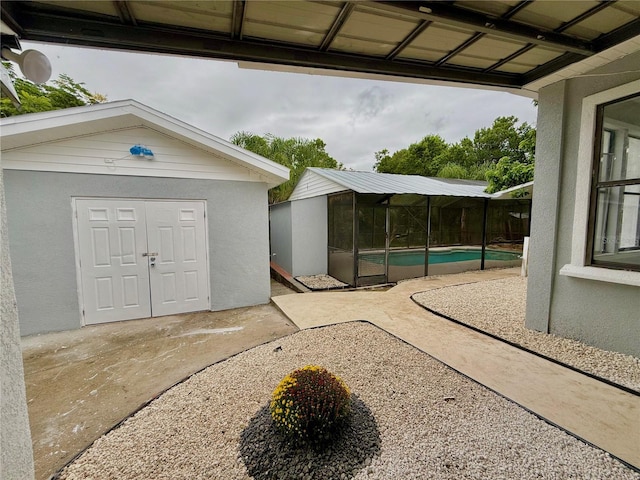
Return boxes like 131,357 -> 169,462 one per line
592,186 -> 640,268
620,184 -> 640,250
598,129 -> 614,182
598,96 -> 640,182
627,137 -> 640,179
590,93 -> 640,270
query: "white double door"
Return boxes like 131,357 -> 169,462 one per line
75,199 -> 209,325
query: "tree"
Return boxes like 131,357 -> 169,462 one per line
483,119 -> 536,193
374,115 -> 536,191
485,156 -> 535,194
1,63 -> 106,117
373,135 -> 447,176
472,116 -> 530,165
231,132 -> 344,203
374,147 -> 408,174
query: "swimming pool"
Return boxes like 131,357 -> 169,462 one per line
359,248 -> 521,266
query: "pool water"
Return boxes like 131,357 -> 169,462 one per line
360,249 -> 521,266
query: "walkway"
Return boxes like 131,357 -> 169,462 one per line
272,268 -> 640,469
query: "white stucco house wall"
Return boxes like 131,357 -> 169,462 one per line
1,100 -> 289,336
526,51 -> 640,357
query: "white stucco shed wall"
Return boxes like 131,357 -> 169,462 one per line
2,102 -> 288,336
291,196 -> 328,276
526,51 -> 640,357
270,202 -> 293,274
269,196 -> 328,277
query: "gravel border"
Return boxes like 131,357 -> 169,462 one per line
413,277 -> 640,392
58,322 -> 639,480
295,274 -> 349,290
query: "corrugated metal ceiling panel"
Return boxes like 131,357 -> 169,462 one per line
339,9 -> 418,44
510,47 -> 567,67
410,24 -> 474,51
462,36 -> 528,62
564,8 -> 640,37
331,36 -> 396,56
455,1 -> 523,17
512,1 -> 599,32
134,1 -> 232,31
243,2 -> 333,46
37,0 -> 116,17
493,61 -> 532,74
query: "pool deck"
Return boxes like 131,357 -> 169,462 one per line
272,268 -> 640,469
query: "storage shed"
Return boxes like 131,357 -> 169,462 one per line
270,168 -> 531,287
1,100 -> 289,336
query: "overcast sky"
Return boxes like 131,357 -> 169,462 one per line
24,42 -> 538,171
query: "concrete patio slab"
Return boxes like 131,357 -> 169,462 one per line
272,268 -> 640,469
22,281 -> 298,480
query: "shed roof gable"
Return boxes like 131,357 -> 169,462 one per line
0,100 -> 289,187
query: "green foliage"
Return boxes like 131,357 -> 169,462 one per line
231,132 -> 344,203
436,162 -> 468,179
374,134 -> 447,176
1,62 -> 106,117
473,116 -> 529,164
485,156 -> 535,194
270,365 -> 351,445
374,116 -> 536,192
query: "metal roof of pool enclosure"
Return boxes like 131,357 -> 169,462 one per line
271,168 -> 532,287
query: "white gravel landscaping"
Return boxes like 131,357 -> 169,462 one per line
413,277 -> 640,392
296,274 -> 349,290
58,322 -> 639,480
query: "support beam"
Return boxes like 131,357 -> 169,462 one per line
113,1 -> 137,26
231,0 -> 246,40
436,32 -> 483,66
0,3 -> 24,36
387,20 -> 432,60
522,52 -> 587,85
485,44 -> 535,73
320,2 -> 355,52
593,17 -> 640,50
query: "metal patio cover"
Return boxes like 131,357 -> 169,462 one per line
2,1 -> 639,92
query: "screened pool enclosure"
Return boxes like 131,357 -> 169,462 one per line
328,191 -> 530,286
270,168 -> 532,287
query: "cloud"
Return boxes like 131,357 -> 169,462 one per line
349,86 -> 391,125
22,42 -> 538,171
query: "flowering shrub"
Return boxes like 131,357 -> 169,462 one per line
270,365 -> 351,444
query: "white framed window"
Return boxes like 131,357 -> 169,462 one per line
560,80 -> 640,286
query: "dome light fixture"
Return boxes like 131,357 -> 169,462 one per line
1,47 -> 52,84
